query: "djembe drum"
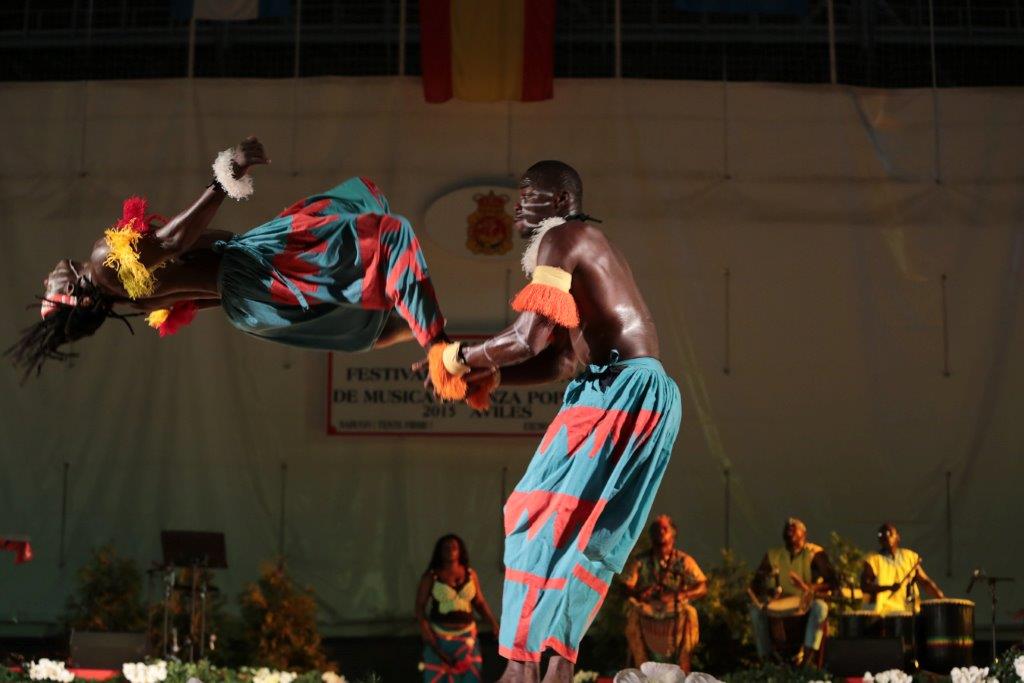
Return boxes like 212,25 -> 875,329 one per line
766,595 -> 811,659
916,598 -> 974,673
838,610 -> 915,669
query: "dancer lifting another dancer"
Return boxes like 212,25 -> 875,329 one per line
9,137 -> 448,380
423,161 -> 683,683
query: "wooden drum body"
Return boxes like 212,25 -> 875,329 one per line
916,598 -> 974,674
838,610 -> 915,669
638,614 -> 679,660
766,596 -> 809,657
838,610 -> 913,639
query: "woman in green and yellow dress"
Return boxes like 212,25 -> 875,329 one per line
415,535 -> 499,682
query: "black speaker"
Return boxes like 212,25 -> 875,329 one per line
69,631 -> 149,669
825,638 -> 907,677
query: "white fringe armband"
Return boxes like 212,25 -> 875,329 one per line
212,148 -> 254,201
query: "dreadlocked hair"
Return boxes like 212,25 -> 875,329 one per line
5,292 -> 136,383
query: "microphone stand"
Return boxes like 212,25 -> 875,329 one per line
161,565 -> 175,658
984,575 -> 1014,665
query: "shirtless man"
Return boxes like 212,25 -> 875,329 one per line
425,161 -> 683,682
9,137 -> 446,380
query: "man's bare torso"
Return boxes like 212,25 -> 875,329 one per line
543,220 -> 659,365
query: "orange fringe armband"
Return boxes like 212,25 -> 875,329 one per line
466,370 -> 501,412
146,301 -> 198,337
428,342 -> 468,401
511,265 -> 579,328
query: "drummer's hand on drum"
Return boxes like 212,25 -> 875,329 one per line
789,572 -> 810,592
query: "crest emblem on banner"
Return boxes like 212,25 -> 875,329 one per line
465,191 -> 513,256
423,184 -> 522,263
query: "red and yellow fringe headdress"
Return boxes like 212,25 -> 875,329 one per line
102,196 -> 163,300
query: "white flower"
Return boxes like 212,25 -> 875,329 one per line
863,671 -> 912,683
950,666 -> 997,683
322,672 -> 347,683
683,675 -> 721,683
250,668 -> 297,683
28,659 -> 74,683
1015,654 -> 1024,681
122,661 -> 168,683
573,672 -> 599,683
613,663 -> 722,683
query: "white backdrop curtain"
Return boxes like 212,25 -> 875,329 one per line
0,78 -> 1021,635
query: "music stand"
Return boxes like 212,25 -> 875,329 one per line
159,531 -> 227,662
160,531 -> 227,569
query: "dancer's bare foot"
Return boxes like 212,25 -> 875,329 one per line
540,655 -> 573,683
496,660 -> 540,683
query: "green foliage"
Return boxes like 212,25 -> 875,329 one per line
723,661 -> 831,682
0,666 -> 27,683
159,661 -> 333,683
825,531 -> 869,615
163,660 -> 231,683
238,562 -> 327,671
64,545 -> 147,632
692,549 -> 758,673
991,644 -> 1024,682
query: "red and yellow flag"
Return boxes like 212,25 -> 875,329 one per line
420,0 -> 555,103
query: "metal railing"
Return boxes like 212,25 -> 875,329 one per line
0,0 -> 1021,86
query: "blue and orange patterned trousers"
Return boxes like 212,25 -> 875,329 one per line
499,356 -> 682,663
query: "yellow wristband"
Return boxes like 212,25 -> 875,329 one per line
442,342 -> 470,376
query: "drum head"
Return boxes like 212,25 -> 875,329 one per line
920,598 -> 975,607
766,595 -> 804,617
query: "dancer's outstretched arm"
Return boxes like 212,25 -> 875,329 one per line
140,137 -> 268,267
90,137 -> 268,296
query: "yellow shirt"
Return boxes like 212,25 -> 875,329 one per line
766,542 -> 824,597
864,548 -> 920,614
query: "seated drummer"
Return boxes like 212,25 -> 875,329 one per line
860,522 -> 944,614
620,514 -> 708,673
747,517 -> 837,666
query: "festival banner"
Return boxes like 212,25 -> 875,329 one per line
327,337 -> 565,437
